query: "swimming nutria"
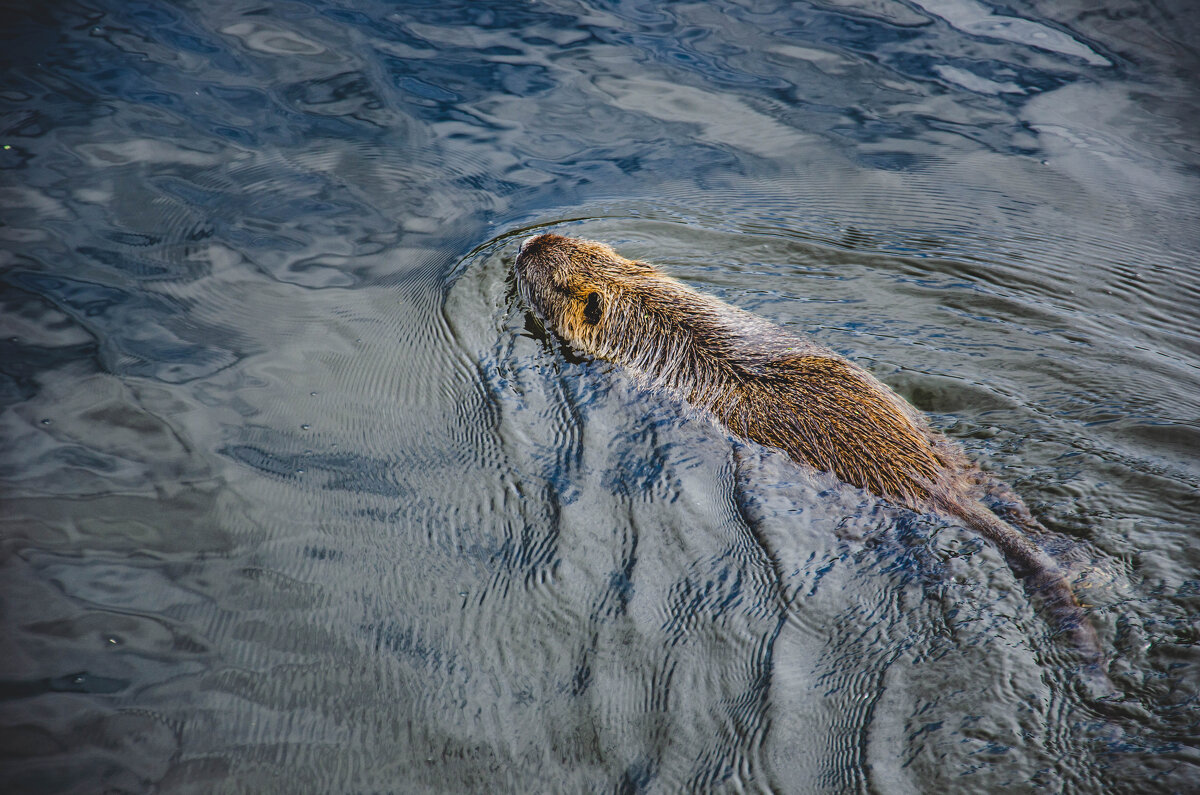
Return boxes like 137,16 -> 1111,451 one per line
515,232 -> 1106,674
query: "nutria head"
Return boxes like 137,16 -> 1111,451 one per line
517,231 -> 752,355
515,233 -> 655,357
514,232 -> 796,389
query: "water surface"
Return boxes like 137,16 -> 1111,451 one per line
2,0 -> 1199,792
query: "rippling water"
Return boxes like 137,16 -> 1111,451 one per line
2,0 -> 1198,792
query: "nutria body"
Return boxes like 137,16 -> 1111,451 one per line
515,232 -> 1105,673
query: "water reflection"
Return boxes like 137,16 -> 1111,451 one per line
2,0 -> 1198,792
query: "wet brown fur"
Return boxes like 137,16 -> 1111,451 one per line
515,233 -> 1107,675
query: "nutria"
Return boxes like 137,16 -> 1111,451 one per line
515,232 -> 1106,675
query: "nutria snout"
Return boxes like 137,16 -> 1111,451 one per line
514,232 -> 1107,678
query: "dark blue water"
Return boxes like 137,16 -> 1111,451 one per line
2,1 -> 1198,792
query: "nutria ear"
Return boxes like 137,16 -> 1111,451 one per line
583,291 -> 602,325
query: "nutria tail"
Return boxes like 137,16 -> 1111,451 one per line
941,495 -> 1107,675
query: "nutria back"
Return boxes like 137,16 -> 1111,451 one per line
514,232 -> 1106,676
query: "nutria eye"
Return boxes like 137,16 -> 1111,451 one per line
583,292 -> 602,325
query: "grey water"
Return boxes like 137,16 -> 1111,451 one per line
2,0 -> 1198,792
